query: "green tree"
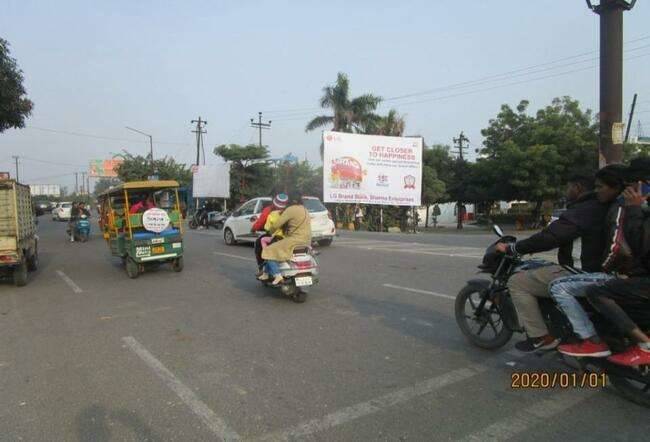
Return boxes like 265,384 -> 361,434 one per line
93,177 -> 121,196
215,144 -> 273,204
362,109 -> 406,136
116,151 -> 192,186
274,160 -> 322,197
306,72 -> 382,136
421,146 -> 447,228
0,38 -> 33,132
624,142 -> 650,161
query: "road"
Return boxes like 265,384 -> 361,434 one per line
0,218 -> 647,441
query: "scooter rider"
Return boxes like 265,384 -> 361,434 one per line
494,174 -> 613,352
252,193 -> 289,273
69,201 -> 91,242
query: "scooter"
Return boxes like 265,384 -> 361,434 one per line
260,246 -> 319,303
74,214 -> 91,242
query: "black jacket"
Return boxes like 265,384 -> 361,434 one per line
512,192 -> 609,272
624,202 -> 650,275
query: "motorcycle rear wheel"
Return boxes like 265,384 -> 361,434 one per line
455,284 -> 513,349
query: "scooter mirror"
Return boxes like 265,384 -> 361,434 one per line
493,224 -> 504,237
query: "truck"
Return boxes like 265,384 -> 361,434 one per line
0,179 -> 38,286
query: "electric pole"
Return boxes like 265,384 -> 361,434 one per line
587,0 -> 637,166
452,132 -> 470,230
12,156 -> 19,182
250,112 -> 271,149
75,172 -> 79,195
191,117 -> 207,166
624,93 -> 637,143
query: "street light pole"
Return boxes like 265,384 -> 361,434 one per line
125,126 -> 154,174
587,0 -> 636,166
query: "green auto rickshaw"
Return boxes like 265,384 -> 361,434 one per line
98,180 -> 184,278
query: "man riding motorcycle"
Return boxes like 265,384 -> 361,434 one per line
494,172 -> 618,352
252,193 -> 289,273
68,201 -> 91,242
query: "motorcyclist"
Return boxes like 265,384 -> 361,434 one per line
585,157 -> 650,366
69,201 -> 91,242
252,193 -> 289,273
494,173 -> 614,352
546,166 -> 629,357
259,192 -> 311,286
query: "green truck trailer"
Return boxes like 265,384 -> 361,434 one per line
0,179 -> 38,286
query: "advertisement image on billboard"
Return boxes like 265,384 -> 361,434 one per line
89,159 -> 124,177
323,131 -> 422,206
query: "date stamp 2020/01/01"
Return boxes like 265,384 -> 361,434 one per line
511,372 -> 607,389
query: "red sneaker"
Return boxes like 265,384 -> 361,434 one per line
608,346 -> 650,367
558,340 -> 611,357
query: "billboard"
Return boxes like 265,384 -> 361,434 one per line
29,184 -> 61,197
192,163 -> 230,198
323,131 -> 422,206
89,159 -> 124,177
0,172 -> 10,180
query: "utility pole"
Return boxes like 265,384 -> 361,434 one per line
81,172 -> 87,195
250,112 -> 271,149
452,132 -> 470,230
587,0 -> 637,166
75,172 -> 79,195
624,93 -> 637,143
125,126 -> 154,175
12,156 -> 19,182
191,117 -> 207,166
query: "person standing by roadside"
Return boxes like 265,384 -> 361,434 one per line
354,205 -> 363,231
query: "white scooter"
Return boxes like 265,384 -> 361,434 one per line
260,246 -> 319,303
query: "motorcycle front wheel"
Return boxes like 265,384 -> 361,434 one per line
455,284 -> 513,349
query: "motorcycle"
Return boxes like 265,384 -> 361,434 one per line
189,209 -> 226,230
74,214 -> 91,242
455,225 -> 650,408
259,246 -> 319,303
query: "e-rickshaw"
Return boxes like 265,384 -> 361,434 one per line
98,180 -> 184,278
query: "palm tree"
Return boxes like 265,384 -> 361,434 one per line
305,72 -> 382,134
365,109 -> 406,136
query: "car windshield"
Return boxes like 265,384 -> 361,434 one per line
303,198 -> 327,213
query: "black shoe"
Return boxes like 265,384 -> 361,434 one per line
515,335 -> 559,353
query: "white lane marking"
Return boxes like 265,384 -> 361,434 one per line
456,389 -> 599,442
383,283 -> 455,300
56,270 -> 83,293
99,306 -> 173,321
335,243 -> 482,259
256,350 -> 525,442
214,252 -> 255,262
122,336 -> 240,441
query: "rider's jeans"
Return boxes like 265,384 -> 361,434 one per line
265,260 -> 281,276
548,273 -> 613,339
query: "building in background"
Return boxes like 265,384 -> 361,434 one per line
29,184 -> 61,197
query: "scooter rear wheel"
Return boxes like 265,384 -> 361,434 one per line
608,370 -> 650,408
292,290 -> 307,303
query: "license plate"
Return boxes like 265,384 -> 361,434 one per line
151,238 -> 164,244
135,246 -> 150,257
152,246 -> 165,254
294,276 -> 313,287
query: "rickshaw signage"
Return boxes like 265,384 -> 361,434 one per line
142,208 -> 170,233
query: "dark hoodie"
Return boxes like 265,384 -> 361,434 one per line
512,192 -> 609,272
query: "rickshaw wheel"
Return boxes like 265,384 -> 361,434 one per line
172,257 -> 184,272
126,258 -> 140,279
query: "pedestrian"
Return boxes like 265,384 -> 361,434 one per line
354,205 -> 363,231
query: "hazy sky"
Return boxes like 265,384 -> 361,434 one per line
1,0 -> 650,191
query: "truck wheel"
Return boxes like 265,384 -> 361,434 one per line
27,247 -> 39,272
13,257 -> 28,287
126,258 -> 140,279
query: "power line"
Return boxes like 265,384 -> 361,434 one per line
19,155 -> 86,168
24,126 -> 189,146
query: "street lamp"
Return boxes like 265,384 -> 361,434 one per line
125,126 -> 154,173
586,0 -> 637,166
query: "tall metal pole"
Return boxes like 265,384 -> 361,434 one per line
250,112 -> 271,149
587,0 -> 636,166
624,93 -> 637,143
12,156 -> 19,181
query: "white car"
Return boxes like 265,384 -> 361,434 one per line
52,202 -> 73,221
223,196 -> 335,246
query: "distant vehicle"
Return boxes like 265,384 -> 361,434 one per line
52,202 -> 73,221
223,196 -> 335,246
35,201 -> 51,213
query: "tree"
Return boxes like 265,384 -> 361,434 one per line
0,38 -> 33,132
306,72 -> 382,136
115,151 -> 192,186
421,146 -> 447,228
274,160 -> 322,197
93,177 -> 121,196
215,144 -> 273,204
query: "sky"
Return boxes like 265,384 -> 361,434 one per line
1,0 -> 650,192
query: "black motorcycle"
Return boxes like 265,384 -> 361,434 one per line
455,225 -> 650,407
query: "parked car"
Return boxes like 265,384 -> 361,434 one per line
36,201 -> 52,213
223,196 -> 335,246
52,202 -> 73,221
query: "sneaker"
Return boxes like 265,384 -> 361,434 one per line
257,273 -> 270,281
271,275 -> 284,286
515,335 -> 559,352
608,345 -> 650,366
558,339 -> 611,358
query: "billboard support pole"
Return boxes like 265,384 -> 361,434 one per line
380,206 -> 383,233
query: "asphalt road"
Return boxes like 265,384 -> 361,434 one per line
0,218 -> 647,441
